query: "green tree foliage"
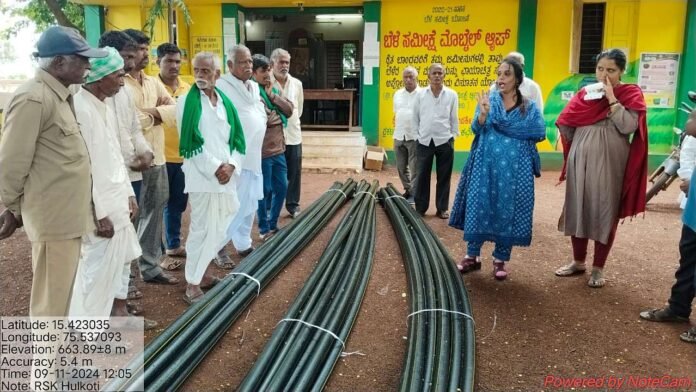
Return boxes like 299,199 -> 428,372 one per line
144,0 -> 192,42
1,0 -> 84,39
0,0 -> 192,43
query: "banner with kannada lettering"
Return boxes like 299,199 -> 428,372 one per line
379,0 -> 519,151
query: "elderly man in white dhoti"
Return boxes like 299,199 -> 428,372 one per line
217,44 -> 267,261
177,52 -> 246,305
69,47 -> 156,328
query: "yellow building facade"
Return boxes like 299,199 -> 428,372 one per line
80,0 -> 696,168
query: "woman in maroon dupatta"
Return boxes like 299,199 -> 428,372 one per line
554,49 -> 648,288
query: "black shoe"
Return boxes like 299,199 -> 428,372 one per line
289,207 -> 301,218
237,246 -> 255,257
402,190 -> 412,199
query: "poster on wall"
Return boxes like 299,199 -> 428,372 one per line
192,36 -> 224,59
222,18 -> 237,68
638,53 -> 680,109
379,0 -> 519,151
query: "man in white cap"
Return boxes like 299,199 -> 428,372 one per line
178,52 -> 246,304
0,26 -> 107,317
69,47 -> 156,329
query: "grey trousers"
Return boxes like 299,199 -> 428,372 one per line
394,138 -> 418,194
135,164 -> 169,280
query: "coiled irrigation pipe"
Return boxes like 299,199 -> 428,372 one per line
238,179 -> 378,392
379,183 -> 476,392
103,180 -> 357,391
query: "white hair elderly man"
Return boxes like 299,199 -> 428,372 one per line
270,48 -> 304,218
392,66 -> 421,204
412,63 -> 459,219
70,47 -> 156,328
177,52 -> 246,304
217,44 -> 267,262
490,51 -> 544,112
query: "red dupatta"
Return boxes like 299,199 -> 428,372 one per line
556,84 -> 648,219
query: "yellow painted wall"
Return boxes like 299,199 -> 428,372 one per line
533,0 -> 573,151
635,0 -> 685,54
534,0 -> 687,153
379,0 -> 519,151
105,5 -> 167,75
177,11 -> 191,75
105,5 -> 143,32
104,4 -> 221,79
603,0 -> 638,63
533,0 -> 572,92
187,6 -> 224,70
145,16 -> 171,74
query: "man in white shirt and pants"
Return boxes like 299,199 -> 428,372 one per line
413,63 -> 459,219
393,66 -> 420,203
490,51 -> 544,113
271,48 -> 304,218
177,52 -> 246,304
218,44 -> 267,259
70,47 -> 144,321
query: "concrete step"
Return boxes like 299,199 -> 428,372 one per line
301,131 -> 366,173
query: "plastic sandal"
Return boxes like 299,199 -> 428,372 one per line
493,261 -> 508,281
639,307 -> 689,323
456,256 -> 481,274
587,268 -> 606,288
555,262 -> 586,277
160,258 -> 183,271
213,251 -> 236,269
127,287 -> 143,300
436,210 -> 450,219
680,327 -> 696,344
183,291 -> 205,306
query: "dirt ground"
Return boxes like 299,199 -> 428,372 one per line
1,166 -> 694,391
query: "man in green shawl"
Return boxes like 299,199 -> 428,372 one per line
251,54 -> 294,242
175,52 -> 246,305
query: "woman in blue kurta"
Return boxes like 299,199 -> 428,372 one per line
449,58 -> 546,280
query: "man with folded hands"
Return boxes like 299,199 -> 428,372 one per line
176,52 -> 246,305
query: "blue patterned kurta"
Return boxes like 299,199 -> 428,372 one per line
449,92 -> 546,248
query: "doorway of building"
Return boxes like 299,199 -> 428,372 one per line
243,10 -> 363,128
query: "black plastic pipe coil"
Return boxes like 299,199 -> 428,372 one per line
102,180 -> 357,391
238,179 -> 378,391
379,184 -> 476,392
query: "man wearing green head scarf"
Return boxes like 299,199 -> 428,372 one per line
70,47 -> 157,328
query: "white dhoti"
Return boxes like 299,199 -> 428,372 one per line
186,192 -> 240,285
226,169 -> 263,251
69,224 -> 141,318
